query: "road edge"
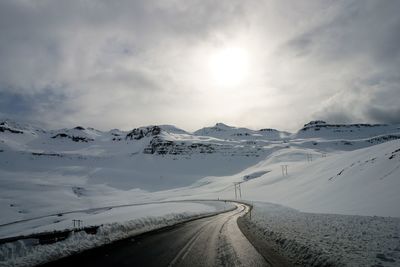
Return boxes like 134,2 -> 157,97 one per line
33,200 -> 237,266
236,202 -> 294,267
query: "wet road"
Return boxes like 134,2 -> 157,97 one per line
41,203 -> 269,267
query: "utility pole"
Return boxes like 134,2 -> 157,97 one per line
234,183 -> 237,200
233,182 -> 244,200
281,165 -> 288,176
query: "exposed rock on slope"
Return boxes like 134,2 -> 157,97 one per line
143,137 -> 215,155
195,123 -> 285,140
126,126 -> 162,140
51,133 -> 94,142
0,124 -> 23,134
294,121 -> 399,140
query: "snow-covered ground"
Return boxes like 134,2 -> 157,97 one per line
1,119 -> 400,266
0,201 -> 232,239
242,202 -> 400,267
158,139 -> 400,217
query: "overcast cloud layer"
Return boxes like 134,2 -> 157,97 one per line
0,0 -> 399,132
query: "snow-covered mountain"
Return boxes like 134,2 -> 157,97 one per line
194,122 -> 289,140
293,120 -> 400,140
1,119 -> 400,229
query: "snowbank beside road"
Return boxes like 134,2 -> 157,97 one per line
0,201 -> 232,267
242,202 -> 400,267
0,201 -> 231,238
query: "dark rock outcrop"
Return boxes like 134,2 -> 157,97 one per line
0,122 -> 24,134
126,126 -> 162,140
51,133 -> 94,142
143,137 -> 215,155
300,121 -> 387,132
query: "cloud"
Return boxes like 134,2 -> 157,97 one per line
366,106 -> 400,124
0,88 -> 72,128
0,0 -> 399,131
273,1 -> 400,127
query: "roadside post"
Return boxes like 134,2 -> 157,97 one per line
73,219 -> 83,229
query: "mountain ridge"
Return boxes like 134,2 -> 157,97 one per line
1,117 -> 399,226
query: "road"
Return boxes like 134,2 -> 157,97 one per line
40,203 -> 271,267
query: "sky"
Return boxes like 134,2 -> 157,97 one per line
0,0 -> 399,132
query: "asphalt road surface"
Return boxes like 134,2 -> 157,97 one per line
41,203 -> 270,267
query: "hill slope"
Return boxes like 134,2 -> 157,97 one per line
0,119 -> 400,227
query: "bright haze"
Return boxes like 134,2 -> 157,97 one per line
0,0 -> 399,131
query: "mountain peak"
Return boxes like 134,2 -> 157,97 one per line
303,120 -> 327,128
215,122 -> 230,127
214,122 -> 234,129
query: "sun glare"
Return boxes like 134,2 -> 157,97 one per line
208,47 -> 249,87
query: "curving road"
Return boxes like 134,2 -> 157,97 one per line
41,203 -> 270,267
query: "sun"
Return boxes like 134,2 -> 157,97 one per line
208,47 -> 249,87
